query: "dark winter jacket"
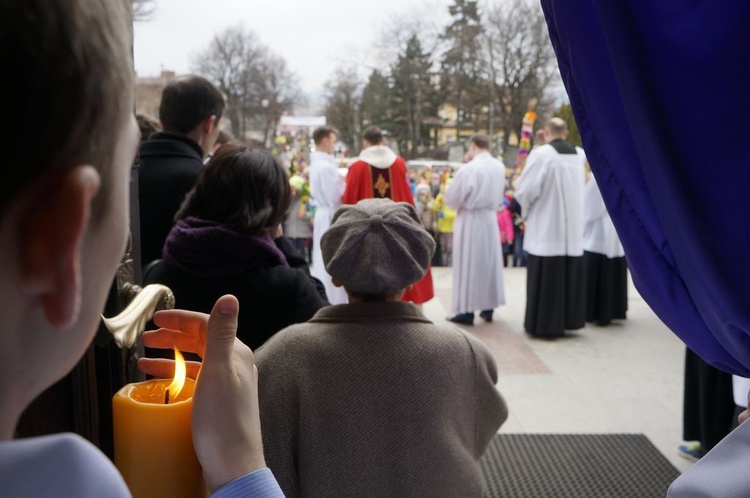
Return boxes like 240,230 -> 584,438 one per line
144,226 -> 329,350
138,132 -> 204,266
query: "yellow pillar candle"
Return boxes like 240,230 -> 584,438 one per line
113,350 -> 205,498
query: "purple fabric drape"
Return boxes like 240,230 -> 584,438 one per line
541,1 -> 750,375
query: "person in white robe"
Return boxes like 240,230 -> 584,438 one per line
309,126 -> 348,305
514,118 -> 586,337
583,175 -> 628,325
445,135 -> 506,326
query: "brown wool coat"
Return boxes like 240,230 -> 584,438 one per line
256,302 -> 508,498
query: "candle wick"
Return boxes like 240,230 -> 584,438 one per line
164,389 -> 170,405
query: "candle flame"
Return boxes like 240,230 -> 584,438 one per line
166,348 -> 186,401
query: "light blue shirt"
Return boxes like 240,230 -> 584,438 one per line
211,468 -> 285,497
0,433 -> 284,497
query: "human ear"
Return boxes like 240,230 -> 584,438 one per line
19,166 -> 101,329
202,115 -> 217,134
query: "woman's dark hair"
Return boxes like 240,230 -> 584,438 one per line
177,144 -> 291,233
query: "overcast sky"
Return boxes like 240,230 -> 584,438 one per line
133,0 -> 450,99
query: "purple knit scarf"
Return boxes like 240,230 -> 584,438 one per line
163,217 -> 289,278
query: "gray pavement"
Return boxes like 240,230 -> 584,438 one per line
422,266 -> 694,473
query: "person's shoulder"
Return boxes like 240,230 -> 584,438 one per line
255,320 -> 320,360
489,155 -> 505,167
477,154 -> 505,170
529,143 -> 555,157
432,325 -> 494,358
524,144 -> 556,168
139,145 -> 202,177
253,262 -> 312,290
348,159 -> 368,171
401,323 -> 496,367
414,323 -> 477,346
140,133 -> 201,157
0,434 -> 130,497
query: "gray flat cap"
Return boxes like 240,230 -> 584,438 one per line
321,199 -> 436,295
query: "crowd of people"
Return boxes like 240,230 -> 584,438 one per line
24,0 -> 750,497
129,73 -> 632,487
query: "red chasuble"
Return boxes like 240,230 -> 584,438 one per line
343,155 -> 435,304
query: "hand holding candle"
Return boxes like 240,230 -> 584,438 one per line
113,346 -> 201,498
138,295 -> 267,492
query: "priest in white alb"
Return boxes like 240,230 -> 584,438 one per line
445,135 -> 506,326
514,118 -> 586,338
583,175 -> 627,325
309,126 -> 348,304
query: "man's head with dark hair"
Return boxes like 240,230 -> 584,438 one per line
159,75 -> 226,155
313,126 -> 336,146
178,144 -> 292,234
470,135 -> 491,150
312,126 -> 337,155
363,126 -> 384,148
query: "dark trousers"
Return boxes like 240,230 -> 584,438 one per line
512,230 -> 527,267
682,348 -> 735,451
524,254 -> 586,337
584,251 -> 628,325
502,243 -> 511,267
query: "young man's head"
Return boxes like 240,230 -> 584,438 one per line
321,199 -> 435,302
312,126 -> 337,155
543,117 -> 569,143
159,75 -> 226,157
363,126 -> 385,149
467,134 -> 491,160
0,0 -> 139,437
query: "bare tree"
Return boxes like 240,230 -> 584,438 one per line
192,26 -> 264,139
483,0 -> 558,150
374,0 -> 445,67
324,67 -> 363,154
254,54 -> 302,146
191,25 -> 301,145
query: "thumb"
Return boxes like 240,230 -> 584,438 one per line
203,295 -> 240,366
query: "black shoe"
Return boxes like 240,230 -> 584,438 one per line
447,313 -> 474,326
479,310 -> 493,322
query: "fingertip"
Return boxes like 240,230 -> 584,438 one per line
152,309 -> 169,326
216,295 -> 239,316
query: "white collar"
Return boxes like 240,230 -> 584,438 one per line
358,145 -> 398,169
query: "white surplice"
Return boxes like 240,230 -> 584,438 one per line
583,176 -> 624,258
445,151 -> 506,314
514,144 -> 586,257
309,151 -> 348,304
